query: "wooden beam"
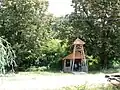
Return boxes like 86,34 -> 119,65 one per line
72,44 -> 76,72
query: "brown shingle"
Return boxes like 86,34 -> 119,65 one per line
63,52 -> 84,60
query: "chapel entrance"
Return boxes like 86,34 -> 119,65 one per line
73,59 -> 82,71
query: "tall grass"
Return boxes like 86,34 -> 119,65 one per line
60,84 -> 120,90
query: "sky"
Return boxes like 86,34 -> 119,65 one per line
48,0 -> 74,17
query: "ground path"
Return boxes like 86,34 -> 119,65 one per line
0,72 -> 108,90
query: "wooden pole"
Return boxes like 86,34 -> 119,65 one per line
82,46 -> 88,72
63,60 -> 66,71
72,44 -> 76,72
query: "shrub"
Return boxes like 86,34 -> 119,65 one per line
26,66 -> 47,72
87,56 -> 100,71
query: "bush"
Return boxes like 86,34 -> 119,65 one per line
111,59 -> 120,68
87,56 -> 100,71
37,66 -> 47,71
40,39 -> 68,70
26,66 -> 47,72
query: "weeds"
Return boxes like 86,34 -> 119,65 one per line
61,84 -> 120,90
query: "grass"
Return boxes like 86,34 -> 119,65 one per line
60,84 -> 120,90
23,66 -> 72,76
17,71 -> 71,76
89,68 -> 120,74
14,67 -> 120,77
1,69 -> 120,90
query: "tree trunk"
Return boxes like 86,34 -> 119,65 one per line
104,52 -> 108,69
100,52 -> 108,69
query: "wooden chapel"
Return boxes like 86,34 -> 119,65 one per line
62,38 -> 88,73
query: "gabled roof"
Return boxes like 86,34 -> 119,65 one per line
63,52 -> 84,60
73,38 -> 85,45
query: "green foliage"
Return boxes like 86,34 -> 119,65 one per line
0,0 -> 56,70
41,39 -> 68,69
53,17 -> 74,41
68,0 -> 120,69
108,58 -> 120,69
87,56 -> 100,71
0,0 -> 119,72
0,37 -> 16,74
26,66 -> 47,72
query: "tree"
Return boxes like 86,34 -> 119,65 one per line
0,37 -> 16,74
52,16 -> 78,52
69,0 -> 120,69
0,0 -> 55,70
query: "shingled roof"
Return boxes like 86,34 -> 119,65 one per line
63,52 -> 84,60
73,38 -> 85,45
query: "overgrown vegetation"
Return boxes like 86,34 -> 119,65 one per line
0,37 -> 16,74
69,0 -> 120,69
0,0 -> 119,73
61,84 -> 120,90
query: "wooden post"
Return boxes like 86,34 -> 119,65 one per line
72,44 -> 76,72
82,46 -> 88,72
64,60 -> 66,71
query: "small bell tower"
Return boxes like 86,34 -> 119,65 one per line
71,38 -> 88,72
